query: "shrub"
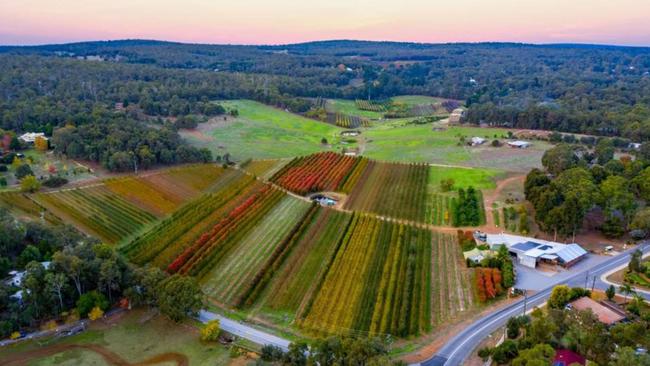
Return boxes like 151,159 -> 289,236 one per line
88,306 -> 104,321
76,291 -> 109,317
0,165 -> 6,172
200,319 -> 221,341
15,164 -> 33,179
42,176 -> 69,188
261,345 -> 285,361
0,177 -> 6,187
548,285 -> 571,309
20,175 -> 41,193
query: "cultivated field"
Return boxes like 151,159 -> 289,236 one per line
271,152 -> 492,225
34,185 -> 158,244
240,159 -> 289,180
28,164 -> 231,244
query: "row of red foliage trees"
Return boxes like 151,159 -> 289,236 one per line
475,267 -> 503,302
274,152 -> 359,195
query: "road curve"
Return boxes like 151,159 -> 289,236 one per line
197,310 -> 291,351
416,244 -> 650,366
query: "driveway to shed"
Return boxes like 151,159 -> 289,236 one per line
514,253 -> 610,291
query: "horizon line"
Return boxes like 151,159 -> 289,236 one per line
2,37 -> 650,49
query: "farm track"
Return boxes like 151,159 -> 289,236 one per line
2,343 -> 188,366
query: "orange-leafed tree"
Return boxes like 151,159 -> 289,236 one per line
35,136 -> 49,151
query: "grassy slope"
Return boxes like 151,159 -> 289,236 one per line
363,123 -> 548,172
184,100 -> 341,161
0,310 -> 231,365
391,95 -> 445,105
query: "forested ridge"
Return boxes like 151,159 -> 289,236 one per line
2,40 -> 650,172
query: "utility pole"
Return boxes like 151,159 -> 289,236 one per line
523,291 -> 528,316
591,276 -> 596,292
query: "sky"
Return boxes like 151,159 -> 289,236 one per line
1,0 -> 650,46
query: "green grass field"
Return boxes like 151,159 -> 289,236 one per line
363,123 -> 549,172
182,99 -> 549,173
0,310 -> 233,365
181,100 -> 341,161
428,166 -> 499,191
391,95 -> 445,105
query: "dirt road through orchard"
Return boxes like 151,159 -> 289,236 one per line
482,175 -> 526,233
2,343 -> 188,366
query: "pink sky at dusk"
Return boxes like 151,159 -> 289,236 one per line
2,0 -> 650,46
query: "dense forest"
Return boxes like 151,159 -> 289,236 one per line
525,141 -> 650,240
1,40 -> 650,171
2,41 -> 650,136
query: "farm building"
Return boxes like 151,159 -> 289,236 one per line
18,132 -> 48,143
507,140 -> 531,149
507,140 -> 531,148
484,233 -> 587,269
448,108 -> 465,124
470,137 -> 486,146
568,297 -> 626,325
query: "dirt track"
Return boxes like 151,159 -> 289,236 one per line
2,343 -> 188,366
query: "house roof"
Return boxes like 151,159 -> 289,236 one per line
508,140 -> 531,147
570,297 -> 626,325
511,241 -> 540,252
553,349 -> 585,366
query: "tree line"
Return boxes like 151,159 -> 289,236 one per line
526,142 -> 650,239
0,208 -> 202,338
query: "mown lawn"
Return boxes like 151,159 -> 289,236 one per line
0,309 -> 234,365
182,100 -> 341,161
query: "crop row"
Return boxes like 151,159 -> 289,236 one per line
0,192 -> 62,225
169,186 -> 285,277
354,99 -> 386,112
431,232 -> 475,325
35,186 -> 157,244
344,161 -> 430,222
271,152 -> 364,195
428,193 -> 454,226
299,214 -> 432,337
325,112 -> 371,128
121,171 -> 259,263
201,196 -> 312,305
263,208 -> 352,312
105,164 -> 226,217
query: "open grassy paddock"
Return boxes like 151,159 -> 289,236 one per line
0,309 -> 233,366
180,100 -> 342,162
182,99 -> 549,173
362,123 -> 550,172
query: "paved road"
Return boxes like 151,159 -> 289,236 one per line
197,310 -> 291,351
417,244 -> 650,366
